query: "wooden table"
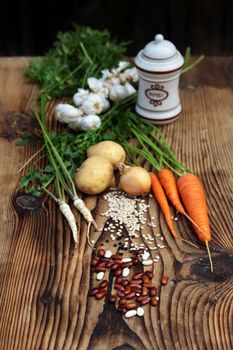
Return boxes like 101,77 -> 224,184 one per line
0,57 -> 232,350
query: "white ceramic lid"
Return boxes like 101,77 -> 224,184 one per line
135,34 -> 184,73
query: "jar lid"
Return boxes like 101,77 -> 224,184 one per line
135,34 -> 184,73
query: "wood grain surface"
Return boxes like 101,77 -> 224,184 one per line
0,57 -> 232,350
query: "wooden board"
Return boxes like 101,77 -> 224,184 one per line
0,57 -> 232,350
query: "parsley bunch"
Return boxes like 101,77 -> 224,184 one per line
26,25 -> 128,98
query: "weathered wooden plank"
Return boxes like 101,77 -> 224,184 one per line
0,57 -> 232,350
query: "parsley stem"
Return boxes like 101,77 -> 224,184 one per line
80,42 -> 93,65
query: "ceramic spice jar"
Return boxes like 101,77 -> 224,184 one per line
135,34 -> 184,124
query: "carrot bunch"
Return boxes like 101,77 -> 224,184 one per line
123,116 -> 213,272
149,169 -> 213,272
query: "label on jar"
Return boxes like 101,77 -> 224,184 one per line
137,77 -> 179,112
145,84 -> 169,106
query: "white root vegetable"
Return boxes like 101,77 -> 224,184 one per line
119,166 -> 151,196
59,201 -> 78,245
87,141 -> 126,169
75,156 -> 114,195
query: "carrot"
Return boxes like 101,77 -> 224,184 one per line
149,172 -> 177,238
158,169 -> 185,214
158,169 -> 203,234
177,173 -> 213,272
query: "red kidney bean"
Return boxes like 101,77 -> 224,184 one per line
124,286 -> 131,295
122,279 -> 130,287
141,296 -> 151,305
121,261 -> 134,268
119,297 -> 126,305
91,258 -> 99,267
106,261 -> 114,268
95,289 -> 106,299
150,298 -> 158,306
109,295 -> 117,303
126,302 -> 137,310
95,267 -> 106,273
114,284 -> 125,292
132,258 -> 139,265
99,257 -> 110,263
112,254 -> 122,260
97,249 -> 105,257
126,291 -> 136,300
130,279 -> 142,284
143,275 -> 150,284
136,296 -> 143,302
143,283 -> 155,289
97,262 -> 106,268
111,262 -> 121,270
117,290 -> 125,298
115,277 -> 123,284
89,287 -> 99,296
137,248 -> 144,254
114,268 -> 122,276
118,306 -> 127,313
161,276 -> 169,285
142,286 -> 148,296
145,271 -> 154,279
150,287 -> 157,297
99,280 -> 108,288
133,272 -> 143,280
131,286 -> 142,293
130,284 -> 142,289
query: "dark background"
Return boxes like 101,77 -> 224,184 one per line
0,0 -> 233,56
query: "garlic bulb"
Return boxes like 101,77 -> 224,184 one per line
101,69 -> 112,80
79,115 -> 101,131
124,82 -> 136,95
81,93 -> 104,115
73,88 -> 89,106
116,61 -> 130,73
109,84 -> 129,102
99,93 -> 110,112
124,67 -> 139,83
68,117 -> 83,130
87,77 -> 104,92
55,104 -> 83,123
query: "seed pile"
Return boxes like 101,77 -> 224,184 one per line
89,248 -> 169,318
102,191 -> 149,237
100,191 -> 166,254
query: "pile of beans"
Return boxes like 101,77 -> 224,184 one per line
89,248 -> 169,317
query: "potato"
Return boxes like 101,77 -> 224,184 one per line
87,141 -> 126,169
75,155 -> 114,195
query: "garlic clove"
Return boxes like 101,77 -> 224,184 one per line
73,88 -> 89,106
80,115 -> 101,131
55,104 -> 83,123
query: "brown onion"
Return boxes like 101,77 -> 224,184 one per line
119,166 -> 151,196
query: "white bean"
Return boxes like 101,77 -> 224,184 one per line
96,272 -> 104,280
141,251 -> 150,261
142,259 -> 153,266
122,267 -> 130,277
122,258 -> 132,263
125,310 -> 137,318
137,307 -> 144,317
104,250 -> 112,258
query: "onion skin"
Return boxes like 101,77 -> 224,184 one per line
119,166 -> 151,196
